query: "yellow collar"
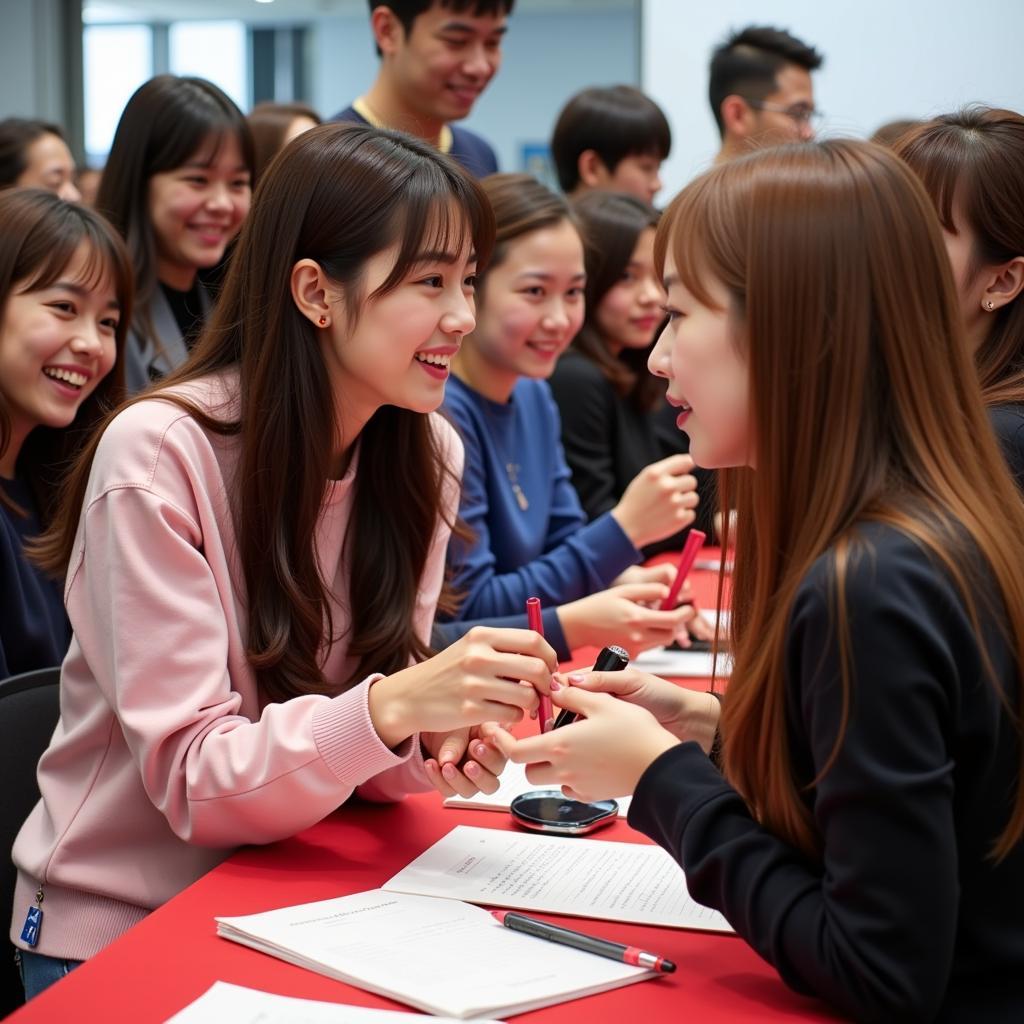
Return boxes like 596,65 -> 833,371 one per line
352,96 -> 453,154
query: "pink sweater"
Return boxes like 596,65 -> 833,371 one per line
10,373 -> 462,960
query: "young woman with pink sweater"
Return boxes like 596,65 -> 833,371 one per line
10,124 -> 555,999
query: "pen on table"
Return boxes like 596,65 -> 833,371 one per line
491,909 -> 676,974
526,596 -> 554,733
660,529 -> 707,610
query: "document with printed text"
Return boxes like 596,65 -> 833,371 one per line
216,889 -> 658,1020
382,825 -> 732,933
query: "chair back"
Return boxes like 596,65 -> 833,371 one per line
0,667 -> 60,1016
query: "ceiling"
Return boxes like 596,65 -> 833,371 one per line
83,0 -> 636,24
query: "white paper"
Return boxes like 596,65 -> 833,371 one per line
445,761 -> 631,816
631,646 -> 730,677
164,981 -> 498,1023
216,889 -> 655,1020
382,825 -> 732,933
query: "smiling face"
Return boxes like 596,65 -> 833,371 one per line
147,132 -> 251,290
648,252 -> 751,469
0,242 -> 120,474
389,4 -> 507,124
594,226 -> 664,354
318,233 -> 478,447
464,220 -> 586,401
17,132 -> 81,203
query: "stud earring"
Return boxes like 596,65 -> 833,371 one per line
318,315 -> 328,326
985,300 -> 995,311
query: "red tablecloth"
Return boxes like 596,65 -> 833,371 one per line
9,554 -> 840,1023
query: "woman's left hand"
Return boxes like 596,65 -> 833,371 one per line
489,681 -> 680,803
421,724 -> 509,798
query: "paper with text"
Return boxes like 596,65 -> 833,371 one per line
382,825 -> 732,933
164,981 -> 498,1023
216,890 -> 656,1020
445,761 -> 632,816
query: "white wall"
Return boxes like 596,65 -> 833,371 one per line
643,0 -> 1024,197
311,8 -> 639,174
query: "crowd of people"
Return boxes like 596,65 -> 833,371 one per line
1,3 -> 1022,1019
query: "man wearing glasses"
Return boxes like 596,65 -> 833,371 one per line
709,25 -> 824,163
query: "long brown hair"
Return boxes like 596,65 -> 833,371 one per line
570,190 -> 661,410
246,101 -> 322,185
95,75 -> 254,349
35,124 -> 494,703
0,189 -> 131,522
896,107 -> 1024,406
655,139 -> 1024,861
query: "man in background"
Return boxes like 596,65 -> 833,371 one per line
331,0 -> 512,177
709,26 -> 824,162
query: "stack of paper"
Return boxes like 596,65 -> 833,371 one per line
165,981 -> 501,1023
444,761 -> 631,816
216,889 -> 658,1020
382,825 -> 732,933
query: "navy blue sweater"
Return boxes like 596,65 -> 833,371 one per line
0,477 -> 70,679
629,523 -> 1024,1022
438,376 -> 641,655
330,105 -> 498,178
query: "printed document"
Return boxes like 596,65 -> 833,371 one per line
382,825 -> 732,932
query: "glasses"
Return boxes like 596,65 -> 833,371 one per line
745,99 -> 822,126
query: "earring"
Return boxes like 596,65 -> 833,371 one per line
985,300 -> 995,311
318,315 -> 328,327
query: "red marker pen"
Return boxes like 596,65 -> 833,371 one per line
492,910 -> 676,973
526,597 -> 553,733
661,529 -> 707,610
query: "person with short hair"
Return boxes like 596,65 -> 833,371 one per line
330,1 -> 512,177
0,119 -> 81,203
709,25 -> 823,162
550,85 -> 671,204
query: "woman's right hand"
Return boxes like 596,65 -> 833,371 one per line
611,454 -> 699,548
557,583 -> 694,657
367,627 -> 556,748
562,668 -> 721,753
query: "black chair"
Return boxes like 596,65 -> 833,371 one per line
0,667 -> 60,1018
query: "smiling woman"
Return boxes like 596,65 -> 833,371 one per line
0,188 -> 131,679
10,124 -> 564,1001
96,75 -> 254,392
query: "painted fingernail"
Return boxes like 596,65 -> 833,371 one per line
442,763 -> 457,779
567,673 -> 584,684
473,742 -> 487,758
465,761 -> 480,777
550,678 -> 561,691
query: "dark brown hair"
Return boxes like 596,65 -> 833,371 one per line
551,86 -> 671,194
95,75 -> 254,350
478,172 -> 576,278
370,0 -> 515,54
896,107 -> 1024,406
247,101 -> 322,184
570,190 -> 661,410
0,189 -> 131,522
0,118 -> 68,188
35,124 -> 494,704
656,139 -> 1024,862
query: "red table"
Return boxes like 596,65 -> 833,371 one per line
9,557 -> 840,1023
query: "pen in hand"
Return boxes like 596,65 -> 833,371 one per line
491,909 -> 676,974
526,597 -> 554,733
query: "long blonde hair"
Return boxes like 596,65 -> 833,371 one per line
655,140 -> 1024,861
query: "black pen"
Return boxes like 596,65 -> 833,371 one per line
490,909 -> 676,973
552,644 -> 629,729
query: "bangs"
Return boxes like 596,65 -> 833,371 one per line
654,169 -> 732,312
896,124 -> 971,235
372,162 -> 495,297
